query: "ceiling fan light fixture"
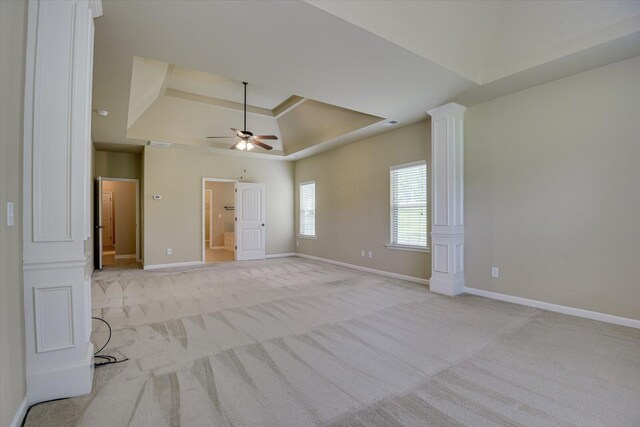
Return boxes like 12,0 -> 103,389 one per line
206,82 -> 277,151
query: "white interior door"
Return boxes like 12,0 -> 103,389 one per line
235,182 -> 266,260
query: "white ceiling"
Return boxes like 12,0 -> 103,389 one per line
92,0 -> 640,158
307,0 -> 640,84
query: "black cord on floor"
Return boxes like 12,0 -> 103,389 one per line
21,317 -> 129,426
21,398 -> 69,427
92,316 -> 130,367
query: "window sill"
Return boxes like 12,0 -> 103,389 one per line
385,243 -> 430,253
298,235 -> 317,240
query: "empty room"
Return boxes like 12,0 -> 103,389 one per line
1,1 -> 639,426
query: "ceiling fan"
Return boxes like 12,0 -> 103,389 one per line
206,81 -> 277,151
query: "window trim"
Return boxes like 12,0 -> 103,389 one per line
388,160 -> 428,250
298,180 -> 316,238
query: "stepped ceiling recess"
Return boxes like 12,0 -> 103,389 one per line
92,0 -> 640,159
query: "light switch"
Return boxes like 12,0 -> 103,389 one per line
491,267 -> 499,278
7,202 -> 14,227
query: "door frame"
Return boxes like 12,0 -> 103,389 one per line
202,177 -> 237,263
205,189 -> 214,249
100,177 -> 140,262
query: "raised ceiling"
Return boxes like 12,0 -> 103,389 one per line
125,57 -> 383,156
92,0 -> 640,159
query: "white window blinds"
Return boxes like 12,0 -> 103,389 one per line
299,181 -> 316,236
390,162 -> 427,247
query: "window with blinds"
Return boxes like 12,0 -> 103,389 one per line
299,181 -> 316,237
390,161 -> 427,247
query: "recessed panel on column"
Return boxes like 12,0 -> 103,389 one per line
32,1 -> 77,242
454,244 -> 463,274
34,285 -> 75,353
432,117 -> 449,227
433,243 -> 449,273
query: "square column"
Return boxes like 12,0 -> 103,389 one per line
427,103 -> 466,296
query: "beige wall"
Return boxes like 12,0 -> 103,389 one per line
205,181 -> 235,247
0,0 -> 27,424
295,120 -> 431,280
465,55 -> 640,320
102,180 -> 137,256
144,147 -> 294,266
95,150 -> 141,179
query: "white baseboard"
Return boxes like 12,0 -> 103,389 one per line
464,287 -> 640,330
26,343 -> 94,405
115,254 -> 136,260
9,396 -> 28,427
295,253 -> 429,285
265,253 -> 296,259
211,246 -> 225,250
143,261 -> 203,270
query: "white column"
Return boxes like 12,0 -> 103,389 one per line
427,103 -> 466,296
23,0 -> 101,404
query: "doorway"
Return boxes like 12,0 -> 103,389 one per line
202,178 -> 237,263
95,177 -> 140,268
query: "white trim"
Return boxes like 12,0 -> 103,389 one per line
33,284 -> 74,353
114,254 -> 136,260
297,235 -> 317,240
389,159 -> 426,171
26,342 -> 94,404
295,253 -> 429,285
210,246 -> 225,250
24,257 -> 87,270
9,396 -> 28,427
205,189 -> 213,249
88,0 -> 103,18
143,261 -> 203,271
100,177 -> 140,262
265,253 -> 296,259
464,287 -> 640,330
385,243 -> 430,253
202,177 -> 237,264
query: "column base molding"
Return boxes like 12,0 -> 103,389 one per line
27,343 -> 94,404
429,276 -> 465,296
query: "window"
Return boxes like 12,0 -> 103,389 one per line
389,161 -> 427,249
299,181 -> 316,237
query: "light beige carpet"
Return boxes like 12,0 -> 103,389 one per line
25,257 -> 640,426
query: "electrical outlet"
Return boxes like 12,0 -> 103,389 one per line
491,267 -> 499,278
361,250 -> 365,257
368,251 -> 373,259
167,248 -> 172,255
